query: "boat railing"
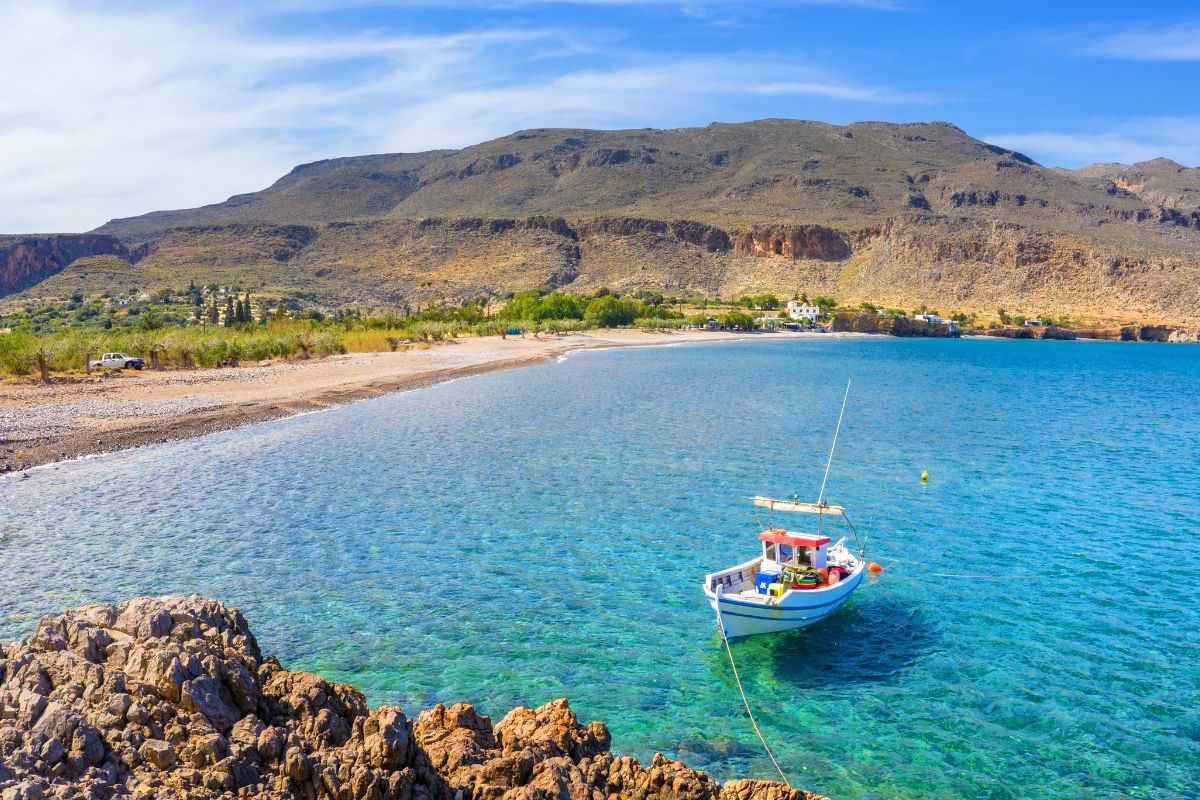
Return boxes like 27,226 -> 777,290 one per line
706,558 -> 760,593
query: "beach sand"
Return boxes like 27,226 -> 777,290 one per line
1,329 -> 845,472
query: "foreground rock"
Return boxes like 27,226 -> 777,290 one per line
0,596 -> 826,800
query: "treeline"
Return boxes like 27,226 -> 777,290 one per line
496,291 -> 683,326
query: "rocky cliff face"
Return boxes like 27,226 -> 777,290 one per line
0,235 -> 131,295
732,226 -> 850,261
0,596 -> 823,800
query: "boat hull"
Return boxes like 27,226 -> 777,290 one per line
704,567 -> 864,639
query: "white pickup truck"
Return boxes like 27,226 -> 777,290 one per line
89,352 -> 145,370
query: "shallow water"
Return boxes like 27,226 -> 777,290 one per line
3,337 -> 1199,799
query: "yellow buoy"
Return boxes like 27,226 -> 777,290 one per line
921,470 -> 929,482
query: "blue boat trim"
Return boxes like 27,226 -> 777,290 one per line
716,606 -> 841,623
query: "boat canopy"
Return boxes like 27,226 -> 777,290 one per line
752,496 -> 845,515
758,529 -> 831,547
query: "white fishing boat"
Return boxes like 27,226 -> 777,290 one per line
702,381 -> 868,639
702,497 -> 866,638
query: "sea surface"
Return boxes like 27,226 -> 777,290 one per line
3,337 -> 1199,800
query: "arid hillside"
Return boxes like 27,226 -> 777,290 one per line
6,120 -> 1200,323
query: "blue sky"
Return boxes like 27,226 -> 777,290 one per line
2,0 -> 1198,232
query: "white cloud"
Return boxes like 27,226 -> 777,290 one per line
0,1 -> 919,232
1080,22 -> 1200,61
985,118 -> 1200,168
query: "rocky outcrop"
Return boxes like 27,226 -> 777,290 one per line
1119,325 -> 1200,342
830,312 -> 957,337
0,596 -> 825,800
0,235 -> 131,296
732,226 -> 850,261
575,218 -> 730,253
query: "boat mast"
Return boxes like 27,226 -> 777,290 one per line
817,380 -> 851,507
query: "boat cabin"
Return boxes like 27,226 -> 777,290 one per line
759,529 -> 830,571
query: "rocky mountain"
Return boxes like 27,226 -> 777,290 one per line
7,120 -> 1200,322
1071,158 -> 1200,217
0,594 -> 822,800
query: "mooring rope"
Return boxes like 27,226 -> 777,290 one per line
713,586 -> 792,788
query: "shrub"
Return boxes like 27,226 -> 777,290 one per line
585,296 -> 639,327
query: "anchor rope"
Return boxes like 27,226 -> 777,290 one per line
713,586 -> 792,788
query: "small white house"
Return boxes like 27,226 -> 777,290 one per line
786,301 -> 820,322
913,312 -> 944,325
1023,318 -> 1044,327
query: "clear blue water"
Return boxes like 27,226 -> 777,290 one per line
3,337 -> 1199,800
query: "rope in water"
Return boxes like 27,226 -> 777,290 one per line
713,586 -> 792,788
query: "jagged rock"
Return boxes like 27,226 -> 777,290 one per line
0,596 -> 826,800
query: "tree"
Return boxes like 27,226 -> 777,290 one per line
224,296 -> 235,327
137,307 -> 164,331
997,308 -> 1011,325
584,296 -> 639,327
717,311 -> 756,330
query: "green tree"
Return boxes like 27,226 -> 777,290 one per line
584,295 -> 639,327
717,311 -> 756,330
137,307 -> 164,331
498,291 -> 542,320
224,296 -> 235,327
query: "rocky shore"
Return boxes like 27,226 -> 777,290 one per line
0,596 -> 825,800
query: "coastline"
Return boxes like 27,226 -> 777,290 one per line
1,329 -> 851,473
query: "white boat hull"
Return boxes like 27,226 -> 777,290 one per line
703,563 -> 864,639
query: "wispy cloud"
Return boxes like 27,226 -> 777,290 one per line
0,1 -> 921,232
1078,21 -> 1200,61
985,118 -> 1200,168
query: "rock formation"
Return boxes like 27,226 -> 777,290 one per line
0,596 -> 825,800
732,226 -> 849,261
0,235 -> 131,295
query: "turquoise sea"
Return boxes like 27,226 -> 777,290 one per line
2,337 -> 1198,799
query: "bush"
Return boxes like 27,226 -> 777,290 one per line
0,331 -> 37,375
585,296 -> 640,327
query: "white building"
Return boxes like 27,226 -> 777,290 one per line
913,312 -> 944,325
786,301 -> 820,322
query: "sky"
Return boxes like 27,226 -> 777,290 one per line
2,0 -> 1198,232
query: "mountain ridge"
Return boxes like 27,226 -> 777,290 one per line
5,119 -> 1198,323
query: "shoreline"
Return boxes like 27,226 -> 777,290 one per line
2,329 -> 849,474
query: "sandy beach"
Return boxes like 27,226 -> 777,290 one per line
1,329 -> 835,473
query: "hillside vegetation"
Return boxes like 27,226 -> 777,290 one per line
4,120 -> 1199,324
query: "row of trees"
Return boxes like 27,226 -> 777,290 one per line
496,291 -> 683,327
